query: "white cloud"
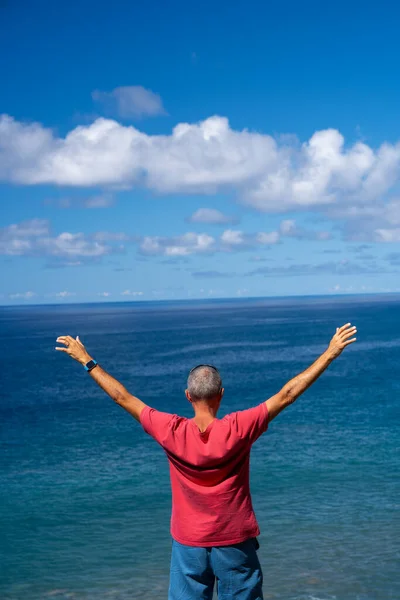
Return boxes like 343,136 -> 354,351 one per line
221,229 -> 245,246
121,290 -> 143,296
279,219 -> 331,241
0,219 -> 49,256
98,291 -> 111,297
245,129 -> 381,210
256,231 -> 280,245
247,259 -> 390,277
3,114 -> 399,208
373,228 -> 400,242
2,113 -> 400,241
0,218 -> 124,261
4,219 -> 49,238
331,198 -> 400,241
236,288 -> 249,296
45,194 -> 115,209
39,232 -> 109,258
0,114 -> 277,188
139,232 -> 215,256
139,228 -> 282,256
187,208 -> 238,224
221,229 -> 280,249
9,291 -> 36,299
92,231 -> 129,242
55,291 -> 76,298
92,86 -> 166,119
83,193 -> 114,208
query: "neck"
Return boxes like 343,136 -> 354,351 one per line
192,399 -> 219,422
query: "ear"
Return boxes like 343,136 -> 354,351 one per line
220,388 -> 224,400
185,389 -> 192,403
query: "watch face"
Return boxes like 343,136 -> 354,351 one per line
86,360 -> 96,370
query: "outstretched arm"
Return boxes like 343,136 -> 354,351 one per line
265,323 -> 357,422
55,335 -> 147,422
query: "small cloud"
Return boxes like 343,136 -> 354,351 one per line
256,231 -> 280,245
160,256 -> 190,265
279,219 -> 332,241
186,208 -> 239,225
221,229 -> 280,250
247,260 -> 390,278
121,290 -> 144,296
44,194 -> 115,209
0,218 -> 125,264
83,194 -> 115,208
92,231 -> 129,242
114,267 -> 133,272
191,270 -> 235,279
98,292 -> 111,297
45,260 -> 83,269
9,291 -> 36,299
221,229 -> 245,246
55,291 -> 76,298
248,255 -> 269,262
139,232 -> 215,256
373,228 -> 400,242
137,228 -> 282,257
92,86 -> 167,119
348,244 -> 372,254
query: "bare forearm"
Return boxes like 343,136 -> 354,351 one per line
64,344 -> 130,405
88,364 -> 146,421
55,335 -> 147,421
88,361 -> 130,405
281,347 -> 336,406
265,324 -> 357,422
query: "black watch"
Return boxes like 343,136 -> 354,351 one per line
84,359 -> 98,372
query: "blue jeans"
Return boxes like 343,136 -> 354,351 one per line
169,537 -> 263,600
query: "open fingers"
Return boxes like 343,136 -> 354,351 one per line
55,346 -> 68,352
340,326 -> 357,339
56,335 -> 76,346
343,338 -> 356,346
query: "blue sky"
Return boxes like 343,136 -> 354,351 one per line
1,0 -> 400,304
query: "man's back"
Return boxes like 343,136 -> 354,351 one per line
140,402 -> 269,546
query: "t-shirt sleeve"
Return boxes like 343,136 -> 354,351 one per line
232,402 -> 269,445
139,405 -> 176,446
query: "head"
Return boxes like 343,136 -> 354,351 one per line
185,365 -> 224,412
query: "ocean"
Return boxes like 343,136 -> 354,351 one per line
0,295 -> 399,600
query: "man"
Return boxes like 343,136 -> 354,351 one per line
56,322 -> 357,600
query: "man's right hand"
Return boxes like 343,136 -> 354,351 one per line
56,335 -> 92,365
327,323 -> 357,358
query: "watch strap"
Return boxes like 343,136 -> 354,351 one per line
84,359 -> 98,372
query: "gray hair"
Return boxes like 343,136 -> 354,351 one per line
187,366 -> 222,401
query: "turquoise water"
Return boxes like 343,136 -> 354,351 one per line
1,295 -> 399,600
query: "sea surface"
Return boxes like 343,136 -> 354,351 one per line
0,295 -> 399,600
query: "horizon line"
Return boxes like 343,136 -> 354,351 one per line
1,289 -> 400,309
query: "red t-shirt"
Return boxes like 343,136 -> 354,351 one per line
140,402 -> 269,547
